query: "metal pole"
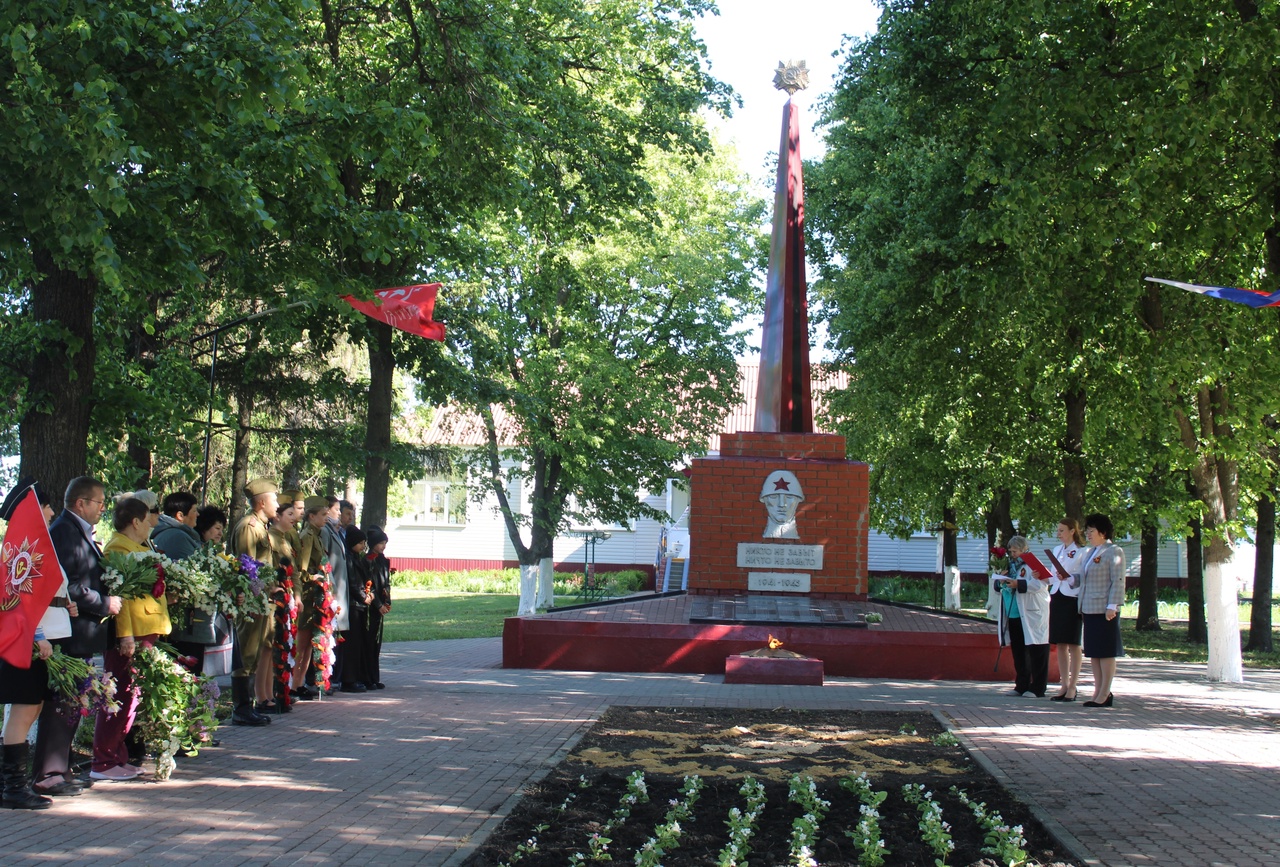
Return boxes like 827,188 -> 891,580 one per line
200,330 -> 219,505
191,300 -> 308,504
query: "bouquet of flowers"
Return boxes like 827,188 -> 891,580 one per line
41,646 -> 122,719
232,553 -> 273,618
159,554 -> 220,614
101,550 -> 169,600
988,546 -> 1010,575
131,642 -> 221,780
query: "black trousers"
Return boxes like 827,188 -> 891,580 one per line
1008,616 -> 1049,697
364,608 -> 384,686
32,647 -> 84,786
339,612 -> 367,687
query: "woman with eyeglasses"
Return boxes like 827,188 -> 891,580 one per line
1078,513 -> 1126,707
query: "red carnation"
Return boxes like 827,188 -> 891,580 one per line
152,578 -> 166,599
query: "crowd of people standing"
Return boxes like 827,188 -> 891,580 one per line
0,475 -> 392,809
989,514 -> 1126,707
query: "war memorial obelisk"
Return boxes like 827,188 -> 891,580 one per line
687,62 -> 870,600
503,67 -> 1007,681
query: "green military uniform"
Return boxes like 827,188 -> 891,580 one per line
230,506 -> 275,680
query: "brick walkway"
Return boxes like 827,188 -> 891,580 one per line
4,638 -> 1278,867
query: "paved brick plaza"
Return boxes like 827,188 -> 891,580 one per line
3,638 -> 1278,867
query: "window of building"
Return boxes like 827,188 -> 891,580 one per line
407,479 -> 467,526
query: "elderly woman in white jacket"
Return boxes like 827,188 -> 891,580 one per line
991,536 -> 1051,697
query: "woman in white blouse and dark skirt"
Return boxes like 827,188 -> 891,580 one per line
1048,518 -> 1085,701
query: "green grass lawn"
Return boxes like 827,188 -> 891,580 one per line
1121,620 -> 1280,668
382,590 -> 520,642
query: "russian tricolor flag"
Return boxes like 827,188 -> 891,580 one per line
1145,276 -> 1280,309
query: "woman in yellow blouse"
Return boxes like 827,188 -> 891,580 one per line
92,497 -> 172,781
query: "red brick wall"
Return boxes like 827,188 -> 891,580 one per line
689,432 -> 869,598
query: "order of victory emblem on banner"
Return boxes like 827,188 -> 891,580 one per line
1,534 -> 45,611
0,486 -> 62,668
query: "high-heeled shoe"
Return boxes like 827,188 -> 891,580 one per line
1082,694 -> 1113,708
1050,691 -> 1077,702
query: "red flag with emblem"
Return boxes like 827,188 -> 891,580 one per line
342,283 -> 446,341
0,489 -> 62,668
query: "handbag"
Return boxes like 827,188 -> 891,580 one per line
169,606 -> 220,645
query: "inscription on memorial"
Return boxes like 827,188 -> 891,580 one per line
747,572 -> 812,592
737,543 -> 824,570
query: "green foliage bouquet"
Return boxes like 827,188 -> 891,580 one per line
130,643 -> 221,780
101,550 -> 169,600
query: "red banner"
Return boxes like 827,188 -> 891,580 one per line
0,489 -> 63,668
342,283 -> 446,341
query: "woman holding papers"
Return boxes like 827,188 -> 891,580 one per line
1047,519 -> 1086,701
996,536 -> 1051,697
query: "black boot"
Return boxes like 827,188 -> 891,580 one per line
2,742 -> 53,810
231,676 -> 269,727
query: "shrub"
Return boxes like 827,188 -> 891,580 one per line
390,567 -> 649,598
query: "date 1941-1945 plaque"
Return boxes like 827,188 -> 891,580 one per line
747,572 -> 811,592
737,543 -> 824,570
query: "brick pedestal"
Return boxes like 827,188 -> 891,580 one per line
724,653 -> 824,685
689,432 -> 869,598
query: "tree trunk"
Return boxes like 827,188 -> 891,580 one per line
942,506 -> 958,569
536,557 -> 555,609
1060,335 -> 1087,525
1203,532 -> 1243,682
229,391 -> 254,525
126,437 -> 153,490
1174,387 -> 1243,681
1137,522 -> 1161,631
284,443 -> 306,491
1187,512 -> 1207,643
362,320 -> 395,530
517,563 -> 538,615
942,505 -> 961,610
17,250 -> 98,512
989,490 -> 1015,546
1245,487 -> 1275,652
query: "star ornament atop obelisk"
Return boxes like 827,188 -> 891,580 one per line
773,60 -> 810,96
755,61 -> 814,433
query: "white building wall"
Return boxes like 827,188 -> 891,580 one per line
393,461 -> 1264,585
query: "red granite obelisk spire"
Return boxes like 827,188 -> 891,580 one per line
754,61 -> 813,433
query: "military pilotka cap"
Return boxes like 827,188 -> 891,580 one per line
0,476 -> 41,521
281,489 -> 306,504
303,495 -> 328,513
245,478 -> 278,498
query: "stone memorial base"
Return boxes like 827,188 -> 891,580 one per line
689,431 -> 869,599
724,653 -> 824,685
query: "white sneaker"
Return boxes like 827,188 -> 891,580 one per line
89,766 -> 139,781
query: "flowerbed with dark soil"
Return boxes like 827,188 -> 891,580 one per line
466,706 -> 1081,867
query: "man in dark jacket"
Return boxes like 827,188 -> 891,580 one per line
32,477 -> 122,795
